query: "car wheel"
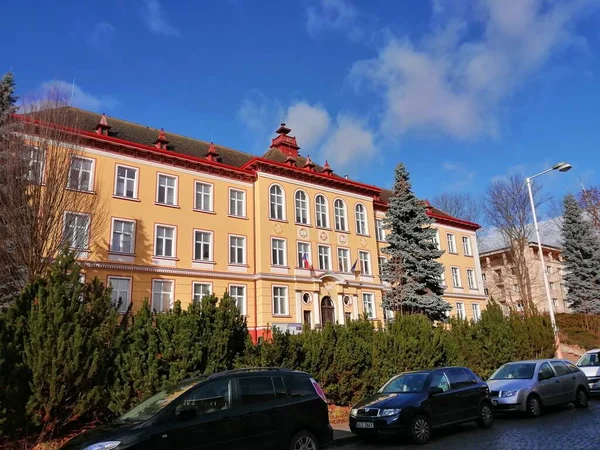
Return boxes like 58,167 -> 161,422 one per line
575,387 -> 589,408
526,394 -> 542,418
410,415 -> 432,445
477,402 -> 494,428
289,430 -> 319,450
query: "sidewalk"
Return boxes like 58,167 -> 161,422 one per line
329,422 -> 358,448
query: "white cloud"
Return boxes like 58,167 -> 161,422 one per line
237,90 -> 283,135
37,80 -> 118,111
307,0 -> 363,42
142,0 -> 180,37
285,102 -> 331,151
441,161 -> 475,191
322,115 -> 376,167
352,0 -> 594,140
87,22 -> 115,48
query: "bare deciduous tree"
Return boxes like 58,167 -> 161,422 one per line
579,185 -> 600,232
431,192 -> 481,224
0,91 -> 106,302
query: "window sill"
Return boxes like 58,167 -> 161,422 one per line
335,229 -> 350,234
152,255 -> 178,260
464,254 -> 474,258
376,239 -> 387,243
66,188 -> 96,195
229,215 -> 249,220
113,195 -> 140,202
192,259 -> 216,264
193,209 -> 216,215
271,265 -> 290,269
316,226 -> 332,231
108,251 -> 136,256
448,251 -> 459,255
269,218 -> 289,223
228,263 -> 249,267
357,233 -> 371,238
273,314 -> 292,318
155,202 -> 180,209
295,222 -> 312,227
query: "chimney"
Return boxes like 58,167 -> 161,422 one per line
303,155 -> 316,172
270,122 -> 300,159
206,142 -> 219,162
154,128 -> 169,150
322,160 -> 333,176
95,113 -> 111,135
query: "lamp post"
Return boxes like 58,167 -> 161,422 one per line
526,162 -> 572,359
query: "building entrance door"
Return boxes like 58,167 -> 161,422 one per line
321,296 -> 335,325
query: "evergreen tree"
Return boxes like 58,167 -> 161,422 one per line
0,72 -> 17,129
561,194 -> 600,314
381,163 -> 450,320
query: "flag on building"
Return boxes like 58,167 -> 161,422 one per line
302,252 -> 311,269
350,258 -> 359,273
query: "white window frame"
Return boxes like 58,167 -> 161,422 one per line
451,266 -> 462,288
315,195 -> 329,228
156,173 -> 178,206
359,250 -> 371,275
26,147 -> 45,184
107,276 -> 131,313
271,237 -> 287,267
295,190 -> 310,225
297,241 -> 311,268
362,292 -> 376,319
63,212 -> 91,250
433,229 -> 441,250
338,247 -> 350,273
466,269 -> 477,289
456,302 -> 466,320
114,164 -> 139,199
154,224 -> 176,258
229,188 -> 246,217
68,156 -> 95,192
472,303 -> 481,322
462,236 -> 472,256
440,267 -> 446,286
272,285 -> 289,316
355,203 -> 368,235
192,282 -> 212,304
194,181 -> 213,212
334,199 -> 347,232
378,256 -> 386,276
375,219 -> 385,241
110,218 -> 136,254
193,229 -> 213,262
229,235 -> 246,265
269,184 -> 286,220
447,233 -> 456,253
228,284 -> 247,315
317,244 -> 331,270
152,279 -> 174,312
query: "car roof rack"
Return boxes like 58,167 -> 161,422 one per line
209,367 -> 293,377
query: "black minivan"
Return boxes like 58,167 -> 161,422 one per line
61,368 -> 333,450
350,367 -> 493,444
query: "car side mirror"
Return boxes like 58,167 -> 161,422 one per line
429,387 -> 444,396
176,406 -> 198,422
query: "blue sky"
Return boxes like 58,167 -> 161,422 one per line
3,0 -> 600,217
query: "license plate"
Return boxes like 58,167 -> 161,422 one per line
357,422 -> 374,429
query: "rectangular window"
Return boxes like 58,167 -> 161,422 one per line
111,219 -> 135,253
229,236 -> 246,264
229,189 -> 245,217
318,245 -> 331,270
451,267 -> 461,287
375,219 -> 385,241
553,298 -> 558,308
456,302 -> 466,320
64,212 -> 90,249
362,293 -> 375,319
447,233 -> 456,253
303,311 -> 312,326
550,282 -> 556,291
26,147 -> 45,183
516,302 -> 524,311
466,269 -> 477,289
297,242 -> 310,268
433,229 -> 441,250
338,248 -> 350,273
272,238 -> 286,266
239,377 -> 275,406
115,165 -> 138,198
157,174 -> 177,205
462,236 -> 472,256
155,225 -> 175,257
68,157 -> 93,191
546,265 -> 551,274
359,251 -> 371,275
152,280 -> 173,312
194,230 -> 212,261
513,284 -> 520,293
194,182 -> 213,212
229,285 -> 246,315
108,277 -> 131,313
378,257 -> 386,275
472,303 -> 481,322
272,286 -> 288,316
440,268 -> 446,285
192,283 -> 211,304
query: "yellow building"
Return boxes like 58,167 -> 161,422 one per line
18,108 -> 487,340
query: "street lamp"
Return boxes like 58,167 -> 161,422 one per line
526,162 -> 572,359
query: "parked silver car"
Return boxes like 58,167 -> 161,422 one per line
576,349 -> 600,394
487,359 -> 589,417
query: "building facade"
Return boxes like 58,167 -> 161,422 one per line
18,108 -> 487,340
480,243 -> 569,314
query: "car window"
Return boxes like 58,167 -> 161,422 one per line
566,363 -> 581,374
429,371 -> 451,392
538,362 -> 554,380
176,379 -> 231,416
239,377 -> 276,406
578,352 -> 600,367
550,361 -> 570,376
285,374 -> 316,397
447,368 -> 476,388
381,373 -> 429,393
273,376 -> 287,399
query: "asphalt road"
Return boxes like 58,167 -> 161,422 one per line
335,398 -> 600,450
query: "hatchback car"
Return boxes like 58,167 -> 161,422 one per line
61,368 -> 333,450
487,359 -> 589,417
349,367 -> 493,445
576,349 -> 600,395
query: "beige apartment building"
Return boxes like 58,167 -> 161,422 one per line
480,242 -> 570,314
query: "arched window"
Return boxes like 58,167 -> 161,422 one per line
269,185 -> 285,220
334,199 -> 347,231
315,195 -> 329,228
295,190 -> 309,224
355,203 -> 367,235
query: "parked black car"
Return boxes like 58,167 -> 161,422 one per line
349,367 -> 493,444
61,368 -> 333,450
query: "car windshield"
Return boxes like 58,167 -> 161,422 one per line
118,378 -> 203,422
489,363 -> 536,380
380,373 -> 429,393
578,352 -> 600,367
